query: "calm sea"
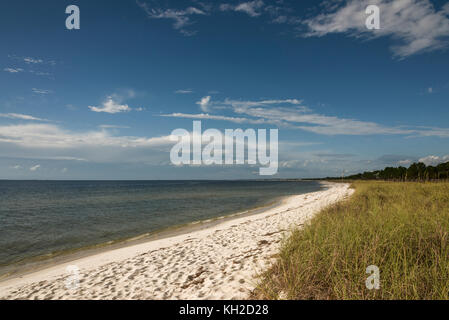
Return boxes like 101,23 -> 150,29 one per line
0,180 -> 323,274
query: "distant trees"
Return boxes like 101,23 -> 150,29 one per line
437,162 -> 449,179
406,163 -> 419,181
333,161 -> 449,182
379,166 -> 407,181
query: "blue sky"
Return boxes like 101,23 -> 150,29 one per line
1,0 -> 449,179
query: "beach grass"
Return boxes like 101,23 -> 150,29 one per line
254,181 -> 449,299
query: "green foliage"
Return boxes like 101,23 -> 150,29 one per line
327,161 -> 449,181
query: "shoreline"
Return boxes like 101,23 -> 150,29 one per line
0,194 -> 287,282
0,181 -> 353,300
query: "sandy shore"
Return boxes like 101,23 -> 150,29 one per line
0,182 -> 353,300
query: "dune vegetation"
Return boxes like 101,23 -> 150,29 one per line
254,181 -> 449,300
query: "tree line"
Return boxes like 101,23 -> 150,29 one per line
326,161 -> 449,181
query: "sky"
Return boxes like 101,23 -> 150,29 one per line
1,0 -> 449,180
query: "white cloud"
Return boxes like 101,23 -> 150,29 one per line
235,0 -> 265,17
8,55 -> 56,66
220,1 -> 265,17
89,91 -> 142,114
161,112 -> 268,124
181,97 -> 449,137
89,97 -> 132,114
302,0 -> 449,58
418,155 -> 449,166
3,67 -> 52,77
427,87 -> 433,94
398,159 -> 413,166
11,165 -> 22,170
29,70 -> 52,77
222,98 -> 303,108
175,89 -> 194,94
411,126 -> 449,138
196,96 -> 212,112
0,123 -> 174,149
220,98 -> 449,136
136,0 -> 294,36
4,67 -> 24,73
99,124 -> 130,129
0,123 -> 179,166
32,88 -> 52,95
137,1 -> 207,36
271,15 -> 287,23
195,97 -> 304,116
24,57 -> 43,64
5,56 -> 55,77
44,156 -> 88,161
29,164 -> 40,171
0,113 -> 49,121
219,4 -> 233,11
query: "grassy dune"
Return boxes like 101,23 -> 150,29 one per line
254,181 -> 449,299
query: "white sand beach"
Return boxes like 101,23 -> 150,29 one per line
0,182 -> 353,300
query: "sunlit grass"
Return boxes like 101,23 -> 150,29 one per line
254,181 -> 449,300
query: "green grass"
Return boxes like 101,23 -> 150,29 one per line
254,181 -> 449,300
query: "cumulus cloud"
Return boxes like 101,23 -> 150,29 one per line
302,0 -> 449,58
89,97 -> 132,114
418,155 -> 449,166
196,96 -> 212,112
88,90 -> 143,114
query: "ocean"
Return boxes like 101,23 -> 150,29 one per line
0,180 -> 323,275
